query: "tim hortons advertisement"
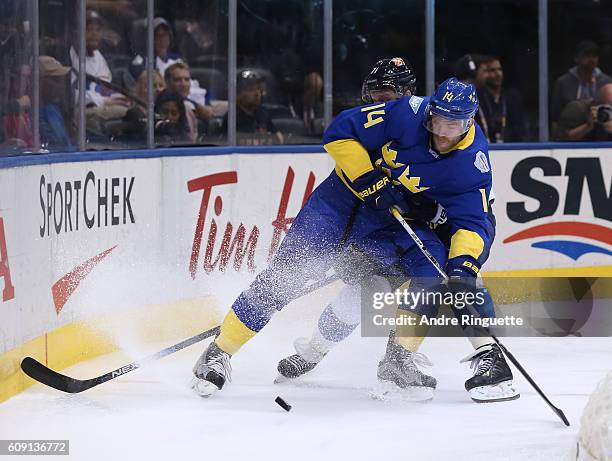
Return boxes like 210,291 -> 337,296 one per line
489,148 -> 612,272
162,153 -> 334,281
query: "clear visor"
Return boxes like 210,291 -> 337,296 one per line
425,110 -> 472,138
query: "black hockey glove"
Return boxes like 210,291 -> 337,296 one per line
445,255 -> 481,306
352,169 -> 410,212
401,196 -> 448,228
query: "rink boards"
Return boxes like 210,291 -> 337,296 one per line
0,145 -> 610,401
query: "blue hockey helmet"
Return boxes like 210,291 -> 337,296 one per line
424,77 -> 478,137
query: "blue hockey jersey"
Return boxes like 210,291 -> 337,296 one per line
323,95 -> 494,265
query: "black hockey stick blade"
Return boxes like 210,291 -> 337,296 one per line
491,335 -> 570,426
21,326 -> 220,394
21,357 -> 92,393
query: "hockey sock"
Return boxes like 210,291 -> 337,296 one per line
393,310 -> 427,352
310,304 -> 359,356
215,309 -> 257,355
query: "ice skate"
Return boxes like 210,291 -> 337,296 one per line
461,343 -> 520,403
191,342 -> 232,397
375,342 -> 437,402
275,337 -> 326,383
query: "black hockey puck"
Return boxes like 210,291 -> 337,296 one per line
275,396 -> 292,412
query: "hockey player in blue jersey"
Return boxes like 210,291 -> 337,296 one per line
312,77 -> 515,401
277,68 -> 512,402
192,77 -> 517,402
276,57 -> 444,395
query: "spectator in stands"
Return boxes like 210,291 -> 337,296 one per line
453,54 -> 488,135
164,62 -> 213,142
223,70 -> 283,144
86,0 -> 140,54
69,10 -> 130,136
120,69 -> 166,141
0,2 -> 32,151
154,89 -> 190,145
555,83 -> 612,142
153,17 -> 182,77
303,72 -> 323,135
130,17 -> 214,114
453,54 -> 488,89
551,40 -> 612,122
129,17 -> 184,86
39,56 -> 75,152
0,64 -> 33,151
130,17 -> 184,75
477,56 -> 526,142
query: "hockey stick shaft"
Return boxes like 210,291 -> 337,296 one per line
390,207 -> 570,426
490,335 -> 570,426
21,272 -> 341,394
390,207 -> 448,280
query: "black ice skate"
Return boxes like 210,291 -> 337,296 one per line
191,342 -> 232,397
275,338 -> 326,383
461,343 -> 520,403
375,342 -> 437,401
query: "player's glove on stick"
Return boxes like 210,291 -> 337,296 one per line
445,255 -> 480,298
401,196 -> 448,227
353,169 -> 410,212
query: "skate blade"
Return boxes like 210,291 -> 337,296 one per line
370,380 -> 435,402
468,381 -> 520,403
191,377 -> 219,398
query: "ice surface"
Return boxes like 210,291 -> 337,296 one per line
1,298 -> 610,461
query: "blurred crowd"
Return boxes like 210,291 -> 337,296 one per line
1,1 -> 315,152
551,40 -> 612,142
452,43 -> 612,143
0,0 -> 610,154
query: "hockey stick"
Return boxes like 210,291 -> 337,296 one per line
390,207 -> 570,426
21,273 -> 341,394
21,326 -> 220,394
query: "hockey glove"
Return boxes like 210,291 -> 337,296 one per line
445,255 -> 481,302
352,169 -> 409,212
401,196 -> 448,228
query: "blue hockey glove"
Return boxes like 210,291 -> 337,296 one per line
352,169 -> 409,212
